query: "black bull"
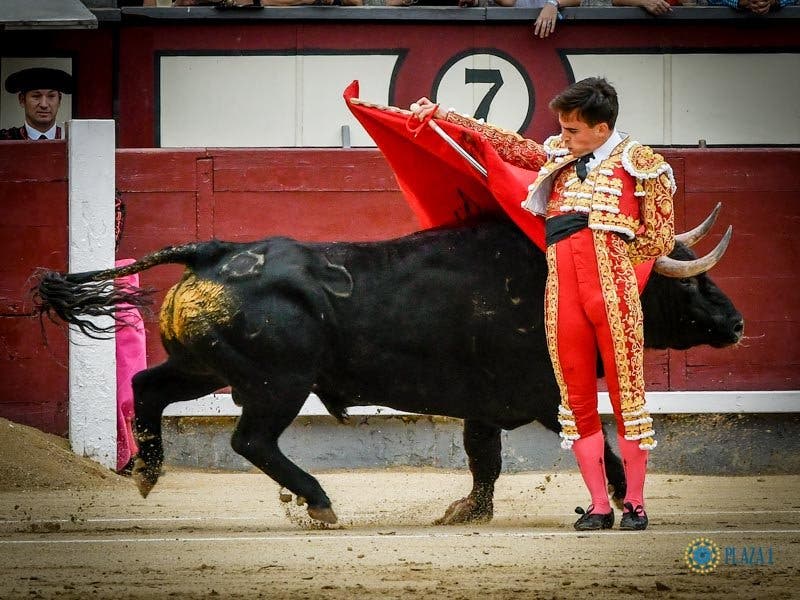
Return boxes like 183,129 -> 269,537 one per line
34,219 -> 743,525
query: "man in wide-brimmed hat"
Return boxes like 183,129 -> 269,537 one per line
1,67 -> 73,140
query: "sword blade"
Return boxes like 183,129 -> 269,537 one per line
428,120 -> 488,178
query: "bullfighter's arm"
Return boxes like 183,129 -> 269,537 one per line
623,143 -> 676,265
443,111 -> 547,172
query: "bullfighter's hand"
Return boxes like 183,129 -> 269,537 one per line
410,98 -> 446,121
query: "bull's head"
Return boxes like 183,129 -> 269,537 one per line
642,203 -> 744,350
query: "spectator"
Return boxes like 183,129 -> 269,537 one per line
705,0 -> 794,14
534,0 -> 671,39
170,0 -> 365,6
491,0 -> 547,6
0,68 -> 73,141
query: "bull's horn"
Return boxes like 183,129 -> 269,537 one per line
675,202 -> 721,247
654,225 -> 732,278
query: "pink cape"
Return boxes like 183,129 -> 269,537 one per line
115,258 -> 146,471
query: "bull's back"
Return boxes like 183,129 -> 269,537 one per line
314,221 -> 557,423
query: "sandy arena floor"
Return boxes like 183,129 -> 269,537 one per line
1,419 -> 798,599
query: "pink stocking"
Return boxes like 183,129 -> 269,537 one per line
617,435 -> 648,509
572,430 -> 611,513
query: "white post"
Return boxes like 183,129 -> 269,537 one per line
67,119 -> 117,470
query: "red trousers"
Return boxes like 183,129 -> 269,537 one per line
545,228 -> 656,450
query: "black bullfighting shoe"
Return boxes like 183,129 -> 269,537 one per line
619,502 -> 649,531
573,506 -> 614,530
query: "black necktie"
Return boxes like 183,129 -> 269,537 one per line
38,134 -> 47,140
575,153 -> 594,181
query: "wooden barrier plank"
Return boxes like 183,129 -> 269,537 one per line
117,191 -> 200,249
213,190 -> 417,242
0,142 -> 67,182
0,182 -> 69,225
116,149 -> 206,192
688,320 -> 799,366
0,226 -> 68,314
0,317 -> 68,434
716,275 -> 799,324
678,149 -> 800,193
196,158 -> 215,240
212,149 -> 400,193
686,365 -> 800,392
683,191 -> 798,279
0,399 -> 67,436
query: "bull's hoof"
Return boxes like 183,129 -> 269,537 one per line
434,496 -> 492,525
608,484 -> 625,510
131,458 -> 159,499
307,506 -> 338,524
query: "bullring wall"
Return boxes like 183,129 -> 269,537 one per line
0,143 -> 798,435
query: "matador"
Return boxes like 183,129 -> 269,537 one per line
412,77 -> 675,531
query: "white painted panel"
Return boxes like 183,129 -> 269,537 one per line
160,53 -> 401,148
0,57 -> 73,131
163,391 -> 800,417
563,54 -> 666,144
671,53 -> 800,145
159,55 -> 297,147
564,52 -> 800,146
67,120 -> 117,470
300,54 -> 401,147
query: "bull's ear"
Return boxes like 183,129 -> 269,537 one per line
317,258 -> 353,298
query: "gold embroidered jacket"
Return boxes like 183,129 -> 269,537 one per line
524,134 -> 676,264
443,111 -> 546,171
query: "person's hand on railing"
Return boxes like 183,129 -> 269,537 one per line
631,0 -> 673,14
738,0 -> 774,13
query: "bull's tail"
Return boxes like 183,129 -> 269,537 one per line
33,243 -> 205,338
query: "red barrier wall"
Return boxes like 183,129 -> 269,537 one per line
0,142 -> 69,434
1,145 -> 798,434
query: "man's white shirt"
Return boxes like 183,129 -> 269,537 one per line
25,122 -> 60,140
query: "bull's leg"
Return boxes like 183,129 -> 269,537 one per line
603,428 -> 626,508
132,361 -> 225,498
435,419 -> 501,525
538,412 -> 626,509
230,397 -> 337,524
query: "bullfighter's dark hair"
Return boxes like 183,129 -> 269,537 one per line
549,77 -> 619,129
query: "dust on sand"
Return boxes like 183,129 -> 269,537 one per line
1,417 -> 799,600
0,417 -> 128,492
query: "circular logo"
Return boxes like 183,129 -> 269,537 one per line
431,49 -> 533,134
684,537 -> 721,574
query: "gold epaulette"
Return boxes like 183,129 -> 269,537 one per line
543,134 -> 569,159
621,140 -> 676,193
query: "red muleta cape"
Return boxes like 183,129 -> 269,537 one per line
343,81 -> 655,290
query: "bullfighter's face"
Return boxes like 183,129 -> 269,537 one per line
557,110 -> 610,158
19,89 -> 62,133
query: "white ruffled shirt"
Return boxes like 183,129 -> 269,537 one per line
582,129 -> 624,172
